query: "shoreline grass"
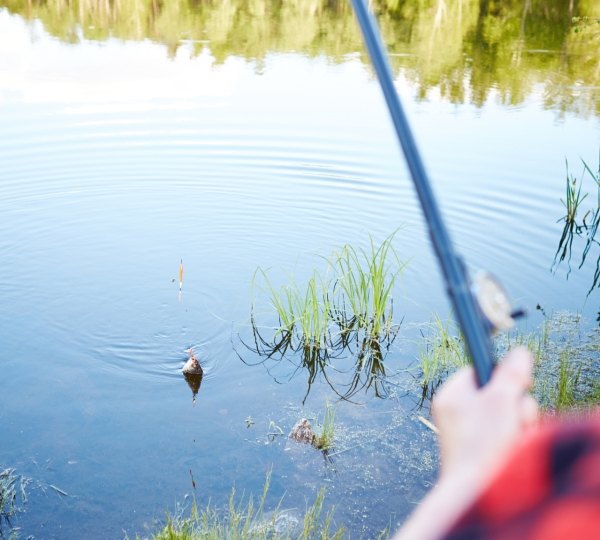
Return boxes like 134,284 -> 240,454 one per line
147,474 -> 346,540
416,312 -> 599,414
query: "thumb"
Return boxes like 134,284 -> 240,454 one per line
487,346 -> 534,397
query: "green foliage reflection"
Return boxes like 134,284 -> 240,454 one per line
2,0 -> 599,115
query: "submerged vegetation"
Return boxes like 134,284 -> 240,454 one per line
149,475 -> 346,540
416,311 -> 600,413
530,313 -> 600,412
0,467 -> 28,534
2,0 -> 600,116
243,233 -> 405,402
417,316 -> 468,403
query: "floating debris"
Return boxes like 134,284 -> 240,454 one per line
48,484 -> 69,497
417,415 -> 439,434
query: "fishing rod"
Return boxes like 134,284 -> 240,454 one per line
351,0 -> 522,386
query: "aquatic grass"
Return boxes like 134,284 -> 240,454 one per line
339,336 -> 393,400
149,474 -> 346,540
553,158 -> 588,273
252,268 -> 333,350
294,273 -> 332,350
526,313 -> 600,413
416,312 -> 599,414
252,233 -> 405,348
555,349 -> 581,412
0,469 -> 18,525
298,489 -> 345,540
580,379 -> 600,408
577,156 -> 600,293
501,327 -> 544,365
330,232 -> 406,339
313,402 -> 336,451
0,467 -> 28,532
553,153 -> 600,294
252,268 -> 297,337
562,158 -> 588,225
418,315 -> 468,392
244,234 -> 407,402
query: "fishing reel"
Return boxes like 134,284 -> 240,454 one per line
471,272 -> 525,335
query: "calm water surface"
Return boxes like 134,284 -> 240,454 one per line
0,3 -> 599,538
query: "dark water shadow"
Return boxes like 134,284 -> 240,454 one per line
183,371 -> 203,404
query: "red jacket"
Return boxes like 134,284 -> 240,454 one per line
444,412 -> 600,539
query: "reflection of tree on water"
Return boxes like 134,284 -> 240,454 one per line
552,156 -> 600,300
238,315 -> 399,404
4,0 -> 599,117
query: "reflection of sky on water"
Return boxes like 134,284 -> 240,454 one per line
0,7 -> 599,538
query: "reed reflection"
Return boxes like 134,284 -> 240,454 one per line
240,315 -> 398,404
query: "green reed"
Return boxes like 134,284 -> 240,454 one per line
561,158 -> 588,224
253,234 -> 406,349
418,315 -> 468,391
553,155 -> 599,282
330,232 -> 406,339
254,268 -> 295,336
294,273 -> 332,350
508,313 -> 600,413
254,268 -> 332,349
247,235 -> 406,402
581,379 -> 600,408
501,326 -> 545,365
555,348 -> 581,412
314,402 -> 336,451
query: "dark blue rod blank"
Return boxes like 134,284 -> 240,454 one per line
350,0 -> 494,386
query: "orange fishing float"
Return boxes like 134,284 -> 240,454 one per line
179,259 -> 183,292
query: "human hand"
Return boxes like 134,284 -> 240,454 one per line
433,346 -> 538,488
393,347 -> 539,540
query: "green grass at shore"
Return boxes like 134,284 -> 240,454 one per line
417,312 -> 599,413
147,474 -> 347,540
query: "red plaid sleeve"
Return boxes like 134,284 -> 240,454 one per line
443,412 -> 600,540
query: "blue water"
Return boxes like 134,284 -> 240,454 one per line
0,10 -> 598,538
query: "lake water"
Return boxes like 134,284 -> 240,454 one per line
0,1 -> 599,538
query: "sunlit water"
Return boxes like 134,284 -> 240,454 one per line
0,9 -> 599,539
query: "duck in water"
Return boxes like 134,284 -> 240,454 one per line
182,348 -> 203,375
